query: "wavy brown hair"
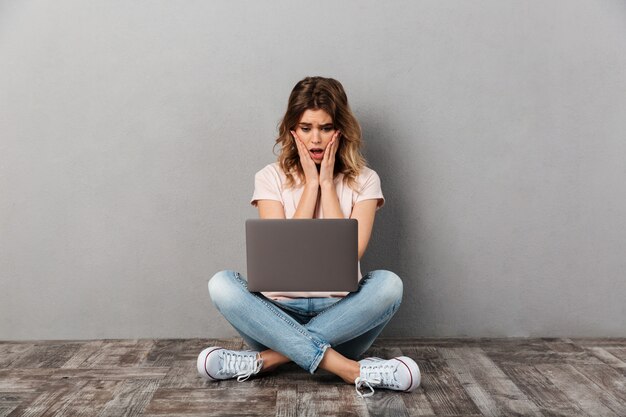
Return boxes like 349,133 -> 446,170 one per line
273,76 -> 367,191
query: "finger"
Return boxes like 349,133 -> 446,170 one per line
292,132 -> 304,153
298,142 -> 310,162
291,131 -> 300,150
293,134 -> 301,149
293,135 -> 302,153
329,137 -> 337,156
292,131 -> 306,152
324,139 -> 332,159
328,142 -> 336,162
323,143 -> 334,169
296,137 -> 313,163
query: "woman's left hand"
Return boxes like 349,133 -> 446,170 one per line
319,130 -> 341,188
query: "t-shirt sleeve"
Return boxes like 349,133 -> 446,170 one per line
355,170 -> 385,210
250,166 -> 284,207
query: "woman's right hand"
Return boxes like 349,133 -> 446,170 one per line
291,130 -> 319,188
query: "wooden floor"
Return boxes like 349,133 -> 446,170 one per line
1,338 -> 625,416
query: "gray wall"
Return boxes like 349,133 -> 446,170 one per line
1,0 -> 625,340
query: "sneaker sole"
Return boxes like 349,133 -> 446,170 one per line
394,356 -> 421,391
197,346 -> 224,381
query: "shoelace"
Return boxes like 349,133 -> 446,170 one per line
221,351 -> 264,382
354,376 -> 377,398
355,358 -> 399,398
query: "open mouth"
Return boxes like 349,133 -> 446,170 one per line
310,148 -> 324,159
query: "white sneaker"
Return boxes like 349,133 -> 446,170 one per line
197,346 -> 263,382
355,356 -> 421,398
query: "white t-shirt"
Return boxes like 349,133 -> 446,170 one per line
250,162 -> 385,300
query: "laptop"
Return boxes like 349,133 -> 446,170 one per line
245,219 -> 358,292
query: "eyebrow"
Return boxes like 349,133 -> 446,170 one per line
298,122 -> 334,127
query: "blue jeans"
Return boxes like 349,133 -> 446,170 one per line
207,269 -> 403,374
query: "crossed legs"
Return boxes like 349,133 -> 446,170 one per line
208,269 -> 403,382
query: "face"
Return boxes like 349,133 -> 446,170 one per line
294,108 -> 337,164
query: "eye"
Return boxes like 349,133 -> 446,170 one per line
322,126 -> 334,132
300,127 -> 310,132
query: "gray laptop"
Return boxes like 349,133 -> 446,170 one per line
245,219 -> 358,292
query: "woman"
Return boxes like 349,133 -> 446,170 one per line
198,76 -> 420,398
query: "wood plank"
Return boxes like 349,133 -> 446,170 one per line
482,338 -> 602,366
158,359 -> 206,389
275,385 -> 297,417
542,338 -> 587,353
0,367 -> 169,382
0,372 -> 42,393
582,347 -> 626,374
297,385 -> 363,417
403,347 -> 480,416
96,379 -> 160,417
337,384 -> 370,417
57,367 -> 169,380
497,364 -> 589,416
245,365 -> 304,388
246,363 -> 337,388
362,392 -> 409,417
535,363 -> 625,416
604,347 -> 626,362
140,340 -> 181,368
33,380 -> 90,417
439,347 -> 544,417
568,338 -> 626,348
61,341 -> 105,369
439,347 -> 502,417
0,404 -> 19,417
6,383 -> 72,417
142,338 -> 244,367
8,343 -> 82,369
44,380 -> 119,417
79,340 -> 155,368
0,344 -> 36,369
559,362 -> 626,409
0,392 -> 39,417
401,347 -> 478,416
143,387 -> 276,416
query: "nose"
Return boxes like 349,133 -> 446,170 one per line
311,129 -> 322,144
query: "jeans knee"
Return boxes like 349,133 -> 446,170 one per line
208,270 -> 239,309
374,270 -> 403,307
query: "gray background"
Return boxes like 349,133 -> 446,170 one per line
1,0 -> 625,341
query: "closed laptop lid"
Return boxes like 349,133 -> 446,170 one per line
245,219 -> 358,292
